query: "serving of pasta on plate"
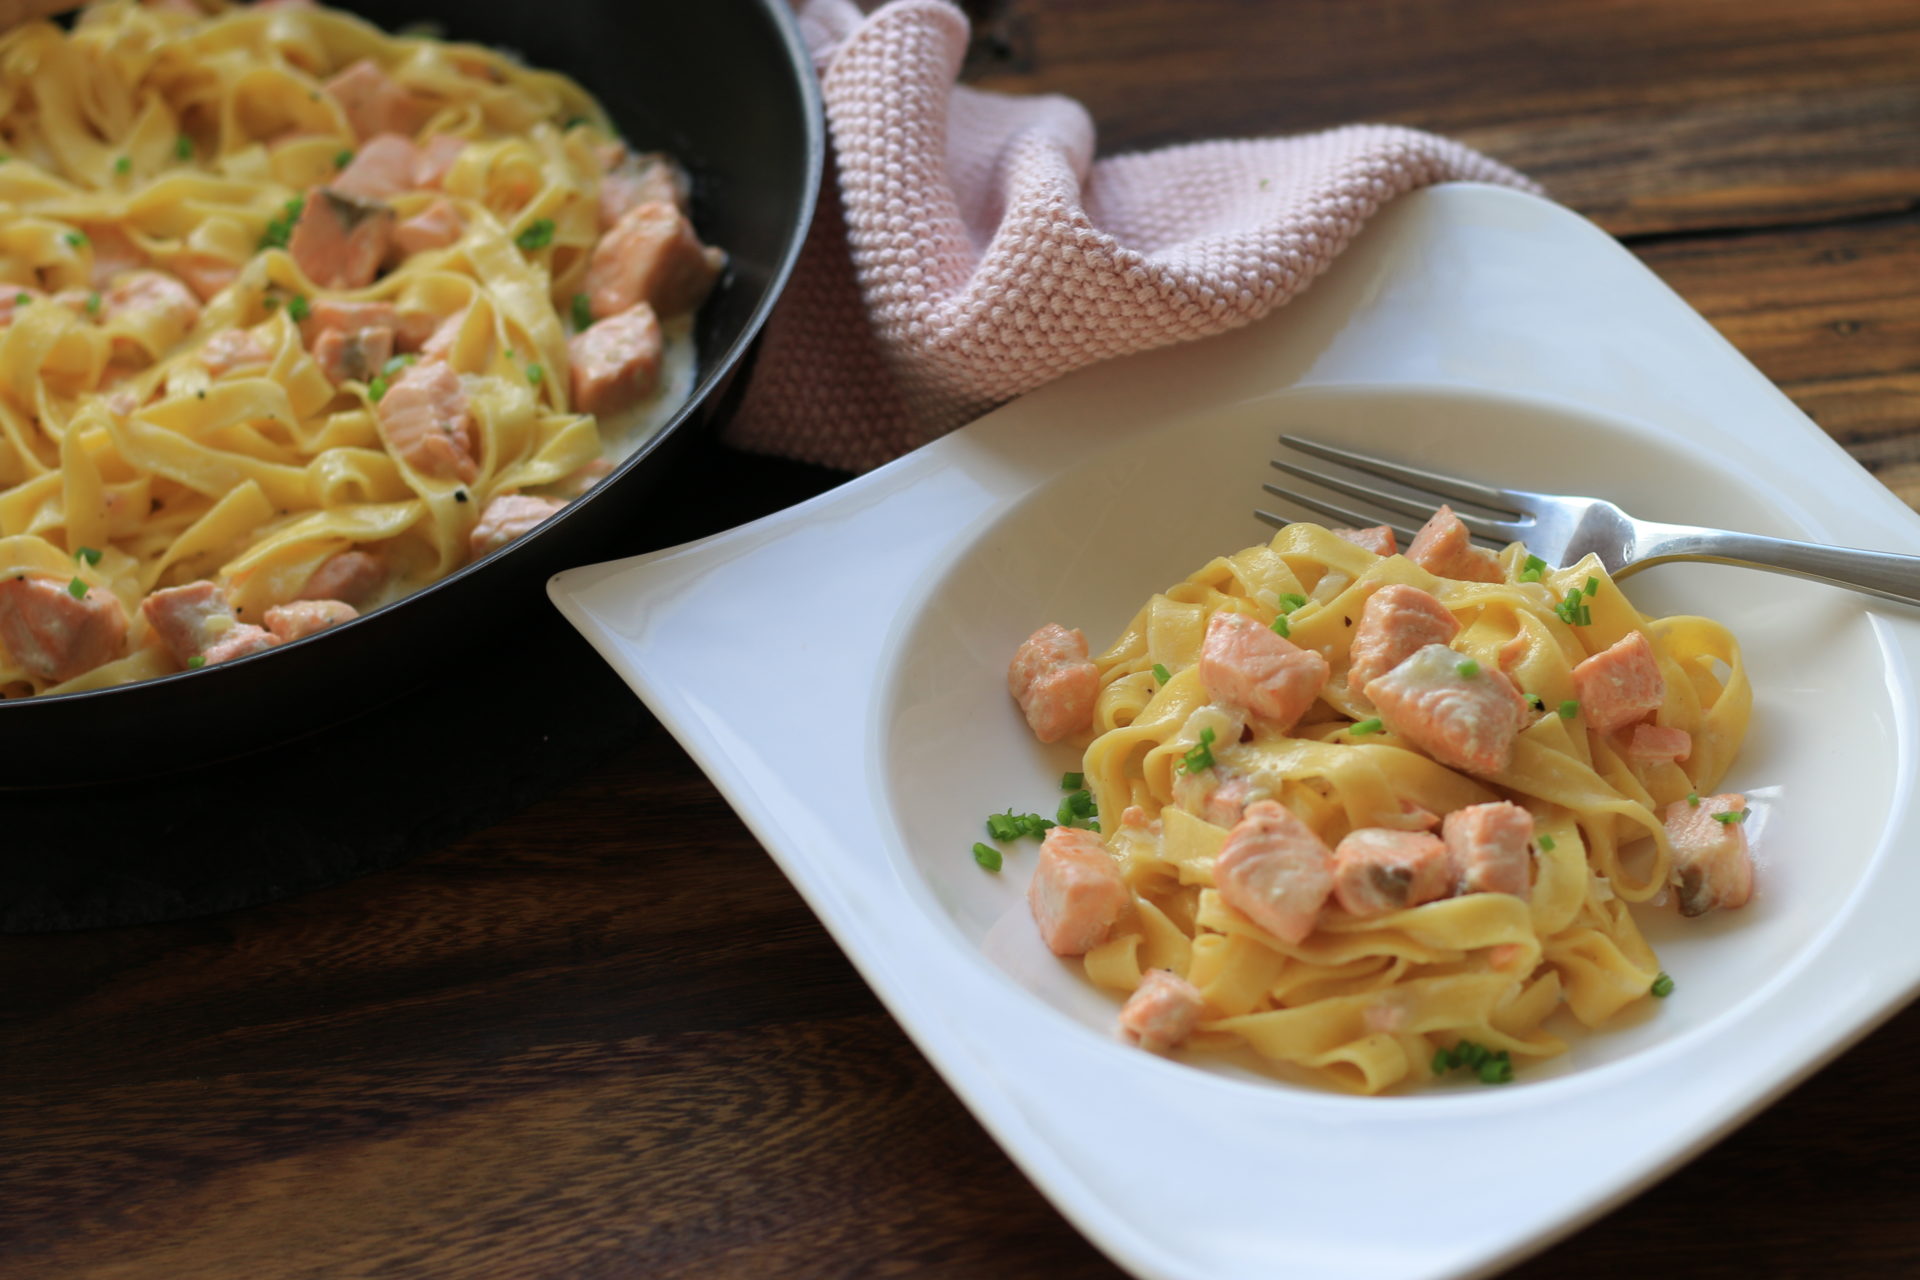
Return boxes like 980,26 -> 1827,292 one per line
1004,504 -> 1756,1094
0,0 -> 720,698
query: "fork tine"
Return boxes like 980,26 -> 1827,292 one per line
1267,459 -> 1528,543
1278,435 -> 1528,517
1257,484 -> 1420,546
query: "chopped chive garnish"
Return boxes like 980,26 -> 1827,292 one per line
1477,1053 -> 1514,1085
1351,717 -> 1383,735
985,812 -> 1020,841
286,293 -> 310,322
175,134 -> 192,160
1061,772 -> 1084,790
1538,834 -> 1557,852
367,375 -> 389,402
1011,812 -> 1053,839
514,217 -> 555,251
1650,972 -> 1675,998
1519,554 -> 1546,583
1151,662 -> 1171,684
65,231 -> 85,248
1180,725 -> 1217,774
186,654 -> 205,669
1687,792 -> 1701,806
73,546 -> 101,566
571,292 -> 592,330
85,292 -> 101,316
262,294 -> 280,312
1270,614 -> 1290,638
1585,575 -> 1600,596
1065,789 -> 1096,817
114,155 -> 131,175
258,198 -> 303,250
12,292 -> 27,306
1457,658 -> 1480,678
1278,591 -> 1308,612
334,148 -> 354,169
1558,699 -> 1579,719
1553,594 -> 1590,625
1526,693 -> 1545,711
1712,809 -> 1748,825
381,354 -> 417,376
526,362 -> 545,386
972,843 -> 1003,871
66,576 -> 88,599
1431,1047 -> 1455,1074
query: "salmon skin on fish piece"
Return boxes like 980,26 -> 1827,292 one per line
1331,827 -> 1452,917
1213,799 -> 1335,944
1028,826 -> 1129,956
289,188 -> 396,290
1007,623 -> 1098,744
1199,610 -> 1327,730
1346,584 -> 1459,697
1363,643 -> 1528,775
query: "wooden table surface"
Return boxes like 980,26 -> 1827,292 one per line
7,1 -> 1920,1276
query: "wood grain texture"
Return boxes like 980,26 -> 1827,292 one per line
5,0 -> 1920,1276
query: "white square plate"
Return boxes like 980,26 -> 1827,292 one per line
548,184 -> 1920,1280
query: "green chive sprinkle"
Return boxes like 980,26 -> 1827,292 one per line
571,292 -> 592,330
261,294 -> 280,312
12,292 -> 28,307
1650,972 -> 1675,998
1585,575 -> 1600,596
367,375 -> 389,402
1061,772 -> 1084,790
334,148 -> 354,169
1538,834 -> 1557,852
1477,1053 -> 1515,1085
1151,663 -> 1171,684
1526,693 -> 1545,711
1457,658 -> 1480,678
85,292 -> 101,316
1012,813 -> 1053,839
1519,554 -> 1546,583
1558,699 -> 1579,719
1712,809 -> 1747,825
1431,1047 -> 1455,1074
65,231 -> 85,249
381,354 -> 418,376
258,198 -> 303,251
1351,717 -> 1383,735
73,546 -> 102,566
972,843 -> 1003,871
514,217 -> 555,251
1687,792 -> 1701,806
1181,725 -> 1217,774
286,294 -> 310,322
187,654 -> 206,669
66,576 -> 87,599
1270,614 -> 1290,638
1279,591 -> 1308,612
527,363 -> 545,386
985,812 -> 1019,841
114,155 -> 131,175
175,135 -> 192,161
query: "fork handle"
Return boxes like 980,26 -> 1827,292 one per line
1628,524 -> 1920,608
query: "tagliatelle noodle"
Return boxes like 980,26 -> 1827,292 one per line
1076,520 -> 1751,1093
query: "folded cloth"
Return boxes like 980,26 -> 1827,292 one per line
724,0 -> 1540,472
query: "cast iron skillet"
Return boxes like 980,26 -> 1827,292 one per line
0,0 -> 822,788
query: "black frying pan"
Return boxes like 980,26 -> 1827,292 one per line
0,0 -> 823,789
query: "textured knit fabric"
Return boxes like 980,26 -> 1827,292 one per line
723,0 -> 1540,472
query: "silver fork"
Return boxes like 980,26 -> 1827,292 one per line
1258,434 -> 1920,607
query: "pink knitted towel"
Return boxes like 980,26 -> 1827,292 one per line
723,0 -> 1540,472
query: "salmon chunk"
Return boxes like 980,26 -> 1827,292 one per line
1119,969 -> 1206,1052
172,253 -> 239,303
200,327 -> 273,376
1199,610 -> 1328,730
1331,827 -> 1452,917
324,59 -> 429,140
1627,723 -> 1692,764
1573,630 -> 1665,732
1664,794 -> 1753,916
263,599 -> 358,642
1214,799 -> 1335,945
1346,583 -> 1460,697
1028,825 -> 1130,956
597,144 -> 692,229
313,324 -> 393,385
1407,505 -> 1503,583
1332,525 -> 1397,556
289,188 -> 396,289
1442,801 -> 1534,899
392,198 -> 463,256
0,575 -> 129,683
412,135 -> 465,188
1363,643 -> 1529,775
377,359 -> 477,482
584,201 -> 724,321
80,224 -> 147,290
469,493 -> 565,557
103,270 -> 201,339
142,580 -> 274,666
568,301 -> 663,415
332,133 -> 418,201
299,549 -> 385,605
299,298 -> 398,345
1007,622 -> 1099,744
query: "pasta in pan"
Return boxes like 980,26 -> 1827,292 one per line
0,0 -> 718,697
1007,507 -> 1755,1093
